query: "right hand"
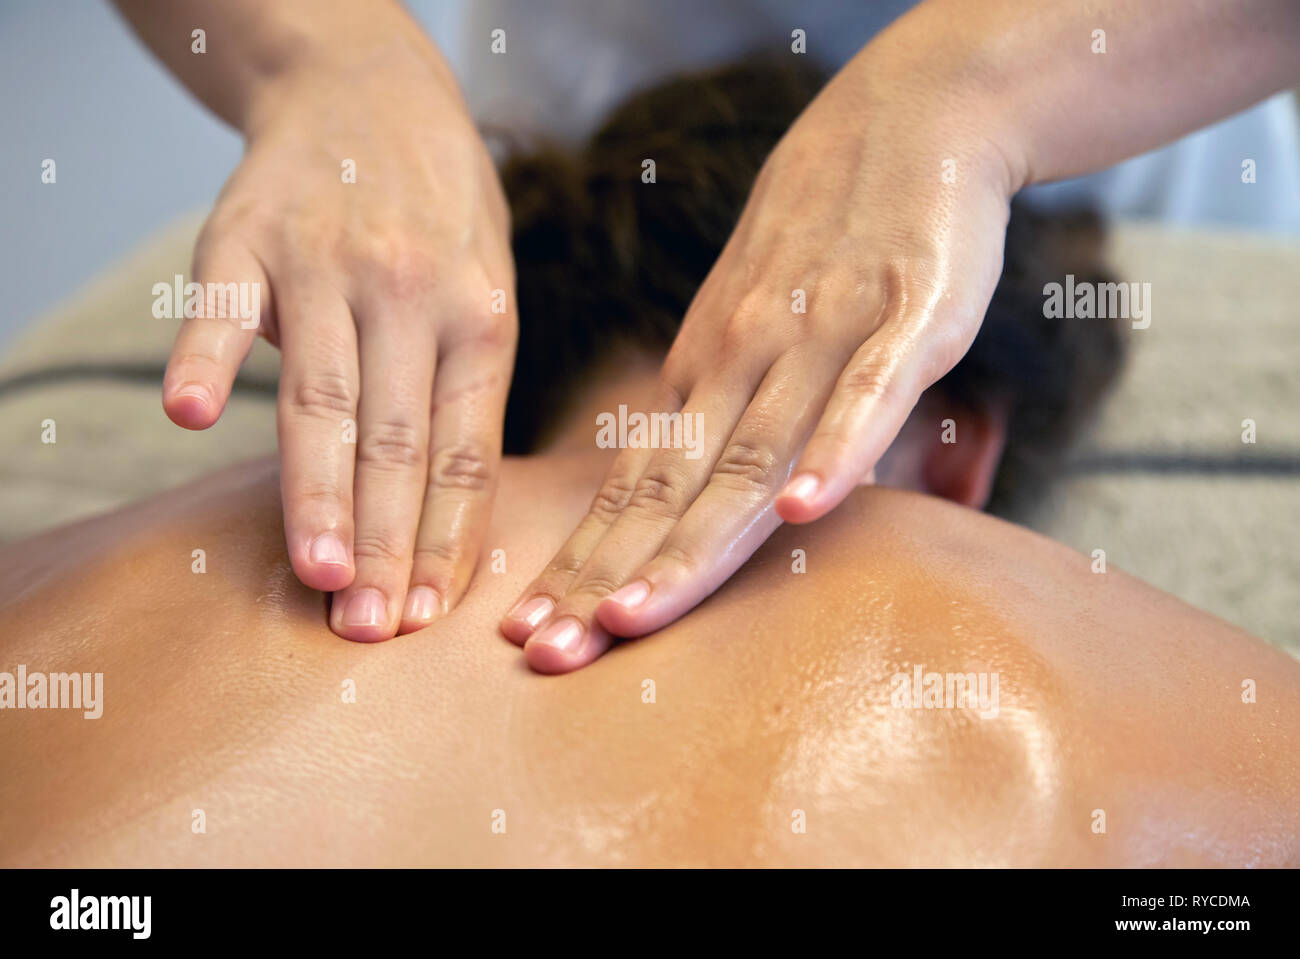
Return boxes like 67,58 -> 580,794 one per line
163,45 -> 517,641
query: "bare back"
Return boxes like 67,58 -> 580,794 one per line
1,454 -> 1296,866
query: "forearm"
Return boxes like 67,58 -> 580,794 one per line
860,0 -> 1300,189
110,0 -> 455,131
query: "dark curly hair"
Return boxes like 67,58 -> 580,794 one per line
500,55 -> 1126,515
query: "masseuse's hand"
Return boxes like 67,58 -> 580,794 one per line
140,4 -> 516,640
502,49 -> 1018,672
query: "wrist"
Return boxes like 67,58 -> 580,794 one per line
849,14 -> 1032,197
239,9 -> 460,138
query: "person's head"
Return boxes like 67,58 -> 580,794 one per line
499,55 -> 1126,516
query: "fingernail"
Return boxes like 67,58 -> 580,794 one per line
341,588 -> 387,628
403,585 -> 440,624
508,596 -> 554,629
529,616 -> 585,654
309,532 -> 350,567
781,472 -> 821,503
608,579 -> 651,610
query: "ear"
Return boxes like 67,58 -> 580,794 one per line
921,404 -> 1008,509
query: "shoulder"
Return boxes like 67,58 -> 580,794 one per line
661,486 -> 1300,865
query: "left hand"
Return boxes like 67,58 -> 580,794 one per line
500,44 -> 1023,672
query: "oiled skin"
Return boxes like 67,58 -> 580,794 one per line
0,454 -> 1296,867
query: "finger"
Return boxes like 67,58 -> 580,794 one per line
277,288 -> 361,593
329,310 -> 435,641
162,235 -> 270,429
597,347 -> 841,638
397,334 -> 513,633
498,387 -> 677,645
524,373 -> 753,674
775,324 -> 936,524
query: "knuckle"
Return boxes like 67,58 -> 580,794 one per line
658,346 -> 694,393
191,220 -> 245,268
351,532 -> 407,565
429,444 -> 493,492
920,319 -> 970,382
358,418 -> 425,469
654,373 -> 689,412
543,550 -> 587,580
288,372 -> 356,419
589,471 -> 639,521
627,461 -> 689,518
171,350 -> 224,373
291,481 -> 348,513
450,275 -> 516,349
719,296 -> 767,357
456,309 -> 514,353
368,242 -> 437,300
472,305 -> 516,349
413,538 -> 460,567
880,255 -> 940,309
657,540 -> 698,576
711,441 -> 780,492
840,357 -> 898,402
569,572 -> 624,603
